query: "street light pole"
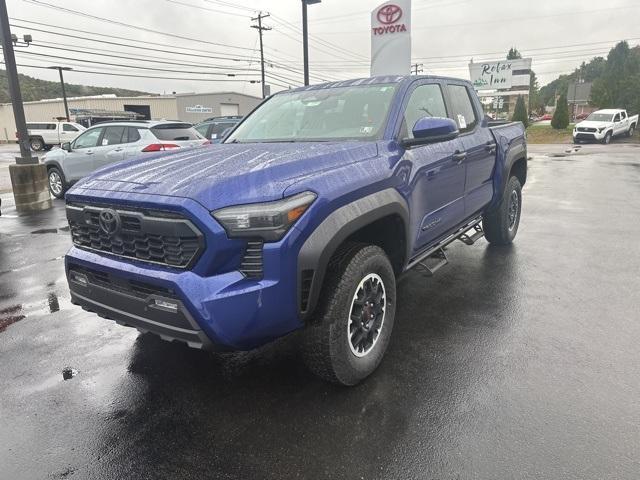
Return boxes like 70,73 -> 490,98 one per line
48,66 -> 72,121
301,0 -> 321,86
0,0 -> 34,164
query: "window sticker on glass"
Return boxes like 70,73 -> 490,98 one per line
457,114 -> 467,129
360,126 -> 374,135
102,139 -> 109,146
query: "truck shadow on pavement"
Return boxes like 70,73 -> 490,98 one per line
98,242 -> 522,479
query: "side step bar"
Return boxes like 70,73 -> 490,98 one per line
406,217 -> 483,273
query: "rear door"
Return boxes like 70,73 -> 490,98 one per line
398,81 -> 467,251
64,127 -> 104,181
93,125 -> 127,169
445,82 -> 496,217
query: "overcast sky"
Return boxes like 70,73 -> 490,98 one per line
6,0 -> 640,98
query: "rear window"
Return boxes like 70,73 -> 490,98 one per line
150,123 -> 202,141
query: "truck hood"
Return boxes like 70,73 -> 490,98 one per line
72,142 -> 378,210
575,120 -> 611,129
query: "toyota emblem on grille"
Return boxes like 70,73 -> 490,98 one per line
98,209 -> 121,235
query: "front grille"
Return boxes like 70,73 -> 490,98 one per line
239,240 -> 263,279
67,204 -> 204,269
577,127 -> 597,132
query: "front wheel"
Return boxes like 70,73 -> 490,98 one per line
483,175 -> 522,245
303,243 -> 396,386
602,131 -> 612,145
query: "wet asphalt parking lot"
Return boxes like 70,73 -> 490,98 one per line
1,143 -> 639,479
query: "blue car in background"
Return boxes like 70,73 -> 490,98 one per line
194,116 -> 243,143
64,75 -> 527,385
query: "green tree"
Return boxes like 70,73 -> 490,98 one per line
551,93 -> 569,129
507,47 -> 522,60
512,95 -> 528,127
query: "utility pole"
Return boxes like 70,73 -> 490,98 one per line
48,66 -> 72,121
301,0 -> 321,86
411,63 -> 423,75
0,0 -> 34,165
0,0 -> 51,212
251,12 -> 271,99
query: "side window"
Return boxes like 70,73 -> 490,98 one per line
620,111 -> 626,120
126,127 -> 141,143
194,124 -> 210,137
101,126 -> 126,146
402,84 -> 448,138
47,124 -> 57,130
613,113 -> 620,122
63,124 -> 78,132
210,122 -> 235,139
73,128 -> 103,149
447,84 -> 478,133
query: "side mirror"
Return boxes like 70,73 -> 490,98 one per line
401,117 -> 459,148
61,142 -> 72,152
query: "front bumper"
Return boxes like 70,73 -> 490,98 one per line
574,130 -> 605,141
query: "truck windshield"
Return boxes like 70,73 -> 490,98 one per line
225,84 -> 397,143
586,113 -> 614,122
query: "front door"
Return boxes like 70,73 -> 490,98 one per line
399,82 -> 466,252
64,127 -> 104,181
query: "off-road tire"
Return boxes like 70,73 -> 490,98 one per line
483,175 -> 522,245
303,243 -> 396,386
602,131 -> 612,145
30,137 -> 44,151
47,167 -> 68,199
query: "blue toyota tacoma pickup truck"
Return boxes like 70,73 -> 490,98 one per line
64,75 -> 526,385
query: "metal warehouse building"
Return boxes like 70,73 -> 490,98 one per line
0,91 -> 262,142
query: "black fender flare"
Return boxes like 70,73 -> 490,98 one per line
488,138 -> 527,212
297,188 -> 410,319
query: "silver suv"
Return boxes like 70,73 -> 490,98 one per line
43,120 -> 206,198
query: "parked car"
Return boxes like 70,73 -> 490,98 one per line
573,109 -> 638,144
575,112 -> 590,121
21,121 -> 86,151
63,75 -> 527,385
43,120 -> 207,198
194,116 -> 242,143
540,113 -> 553,121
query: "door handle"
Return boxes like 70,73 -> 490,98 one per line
113,148 -> 124,152
485,142 -> 497,154
86,150 -> 94,155
452,150 -> 467,163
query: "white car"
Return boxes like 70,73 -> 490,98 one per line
23,121 -> 86,151
43,120 -> 207,198
573,109 -> 638,144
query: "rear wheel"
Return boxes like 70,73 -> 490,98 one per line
29,137 -> 44,151
602,131 -> 612,145
47,167 -> 67,199
627,124 -> 636,138
303,243 -> 396,386
483,175 -> 522,245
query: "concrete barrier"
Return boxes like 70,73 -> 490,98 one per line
8,163 -> 52,213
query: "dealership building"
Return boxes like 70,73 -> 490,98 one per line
0,91 -> 262,142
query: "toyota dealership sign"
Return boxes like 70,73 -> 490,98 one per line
371,0 -> 412,76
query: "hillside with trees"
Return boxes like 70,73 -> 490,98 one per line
0,69 -> 151,103
539,41 -> 640,114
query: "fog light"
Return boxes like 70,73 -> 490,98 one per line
70,272 -> 88,286
152,298 -> 178,313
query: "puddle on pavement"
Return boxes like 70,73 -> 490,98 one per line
62,367 -> 78,380
30,228 -> 58,234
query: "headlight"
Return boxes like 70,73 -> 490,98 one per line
212,191 -> 316,241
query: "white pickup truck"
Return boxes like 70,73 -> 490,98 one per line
22,121 -> 86,151
573,109 -> 638,144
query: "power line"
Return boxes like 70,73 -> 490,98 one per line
164,0 -> 251,18
2,61 -> 263,82
10,19 -> 258,62
22,0 -> 258,52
